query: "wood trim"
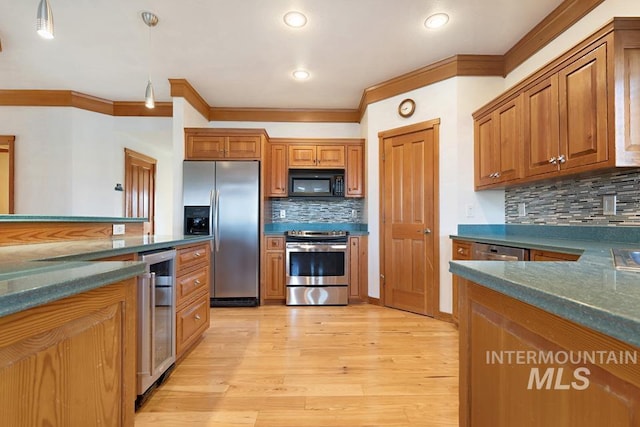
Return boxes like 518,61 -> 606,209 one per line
503,0 -> 606,75
0,90 -> 170,117
269,137 -> 364,145
0,222 -> 144,246
113,101 -> 173,117
358,55 -> 504,118
169,78 -> 210,120
0,135 -> 14,214
437,311 -> 454,323
366,297 -> 381,306
69,91 -> 114,115
210,107 -> 360,123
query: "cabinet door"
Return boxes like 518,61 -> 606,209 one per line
267,144 -> 288,197
474,113 -> 499,187
176,292 -> 210,357
346,145 -> 364,197
186,135 -> 226,160
524,75 -> 560,177
349,237 -> 361,300
288,145 -> 317,167
227,135 -> 261,159
495,97 -> 521,183
265,251 -> 285,299
558,44 -> 608,171
316,145 -> 346,168
530,249 -> 580,261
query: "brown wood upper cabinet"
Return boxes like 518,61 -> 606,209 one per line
474,95 -> 522,188
266,143 -> 288,197
346,144 -> 364,197
524,43 -> 608,178
473,19 -> 640,190
184,128 -> 266,160
288,144 -> 345,168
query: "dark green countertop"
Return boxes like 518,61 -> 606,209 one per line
449,224 -> 640,348
0,234 -> 213,318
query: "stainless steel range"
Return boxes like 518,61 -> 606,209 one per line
285,230 -> 349,305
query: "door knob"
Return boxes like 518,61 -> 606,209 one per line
424,228 -> 431,234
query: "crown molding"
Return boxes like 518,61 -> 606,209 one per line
114,101 -> 172,117
210,107 -> 360,123
356,55 -> 504,118
503,0 -> 605,75
0,90 -> 171,117
168,78 -> 209,120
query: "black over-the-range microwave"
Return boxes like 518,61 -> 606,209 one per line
288,169 -> 344,197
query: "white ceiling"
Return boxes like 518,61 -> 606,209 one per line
0,0 -> 564,110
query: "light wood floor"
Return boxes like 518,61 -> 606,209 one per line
135,304 -> 459,427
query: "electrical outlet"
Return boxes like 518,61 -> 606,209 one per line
112,224 -> 125,235
279,209 -> 286,219
465,204 -> 474,218
518,203 -> 526,217
603,195 -> 617,215
351,209 -> 358,219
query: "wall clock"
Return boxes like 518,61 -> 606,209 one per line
398,98 -> 416,118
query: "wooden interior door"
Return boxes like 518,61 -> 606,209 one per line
380,120 -> 440,316
124,148 -> 156,235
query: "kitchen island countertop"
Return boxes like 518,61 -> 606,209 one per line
0,234 -> 213,318
449,224 -> 640,348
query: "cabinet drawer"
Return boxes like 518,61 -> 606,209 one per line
453,240 -> 472,260
176,266 -> 209,307
176,243 -> 210,272
176,293 -> 210,356
266,236 -> 284,250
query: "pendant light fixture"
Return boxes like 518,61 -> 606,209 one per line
36,0 -> 54,39
141,11 -> 159,109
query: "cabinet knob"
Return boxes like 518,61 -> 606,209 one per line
549,157 -> 557,164
195,314 -> 201,321
194,279 -> 201,286
194,252 -> 201,257
457,248 -> 464,254
558,154 -> 566,164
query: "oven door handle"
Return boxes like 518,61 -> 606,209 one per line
286,243 -> 348,251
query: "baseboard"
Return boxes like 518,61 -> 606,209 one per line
367,296 -> 382,306
436,311 -> 454,323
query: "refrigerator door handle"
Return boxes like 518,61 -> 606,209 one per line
209,190 -> 215,252
214,189 -> 221,252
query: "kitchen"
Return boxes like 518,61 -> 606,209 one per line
2,0 -> 640,425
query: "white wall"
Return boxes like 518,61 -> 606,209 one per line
207,121 -> 361,139
362,76 -> 505,312
171,98 -> 209,235
0,106 -> 173,233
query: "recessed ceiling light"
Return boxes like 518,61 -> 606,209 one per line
424,13 -> 449,29
283,11 -> 307,28
292,69 -> 310,80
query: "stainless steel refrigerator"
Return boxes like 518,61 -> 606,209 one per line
183,161 -> 259,307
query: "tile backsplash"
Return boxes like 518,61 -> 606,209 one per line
505,169 -> 640,225
269,198 -> 365,223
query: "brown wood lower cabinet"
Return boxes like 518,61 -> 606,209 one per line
0,279 -> 137,426
175,242 -> 211,359
458,278 -> 640,427
530,249 -> 581,261
349,236 -> 368,302
264,236 -> 285,303
451,239 -> 472,325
